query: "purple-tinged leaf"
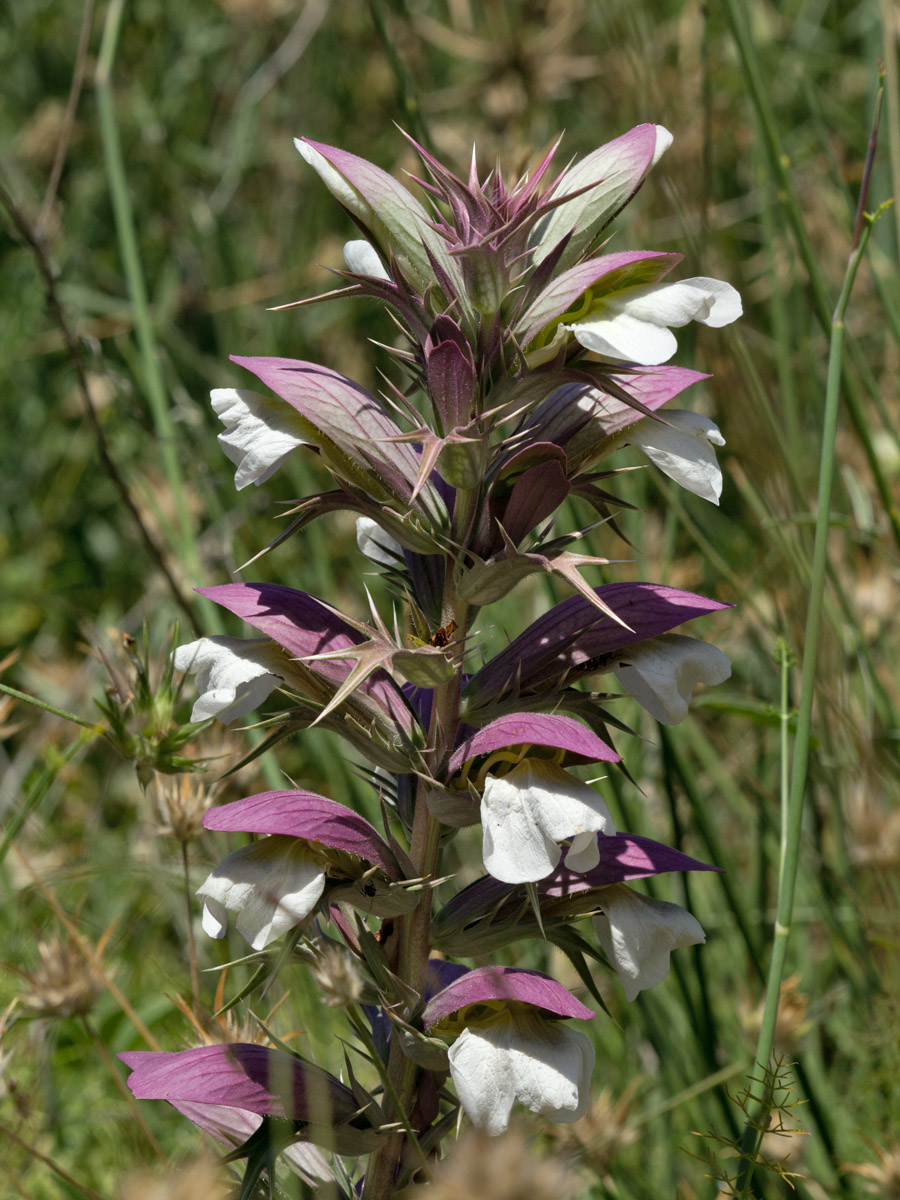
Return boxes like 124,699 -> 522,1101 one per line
297,138 -> 467,305
169,1101 -> 334,1186
541,833 -> 723,894
498,458 -> 570,549
425,957 -> 471,1000
423,965 -> 594,1029
120,1044 -> 359,1120
529,124 -> 669,271
426,338 -> 475,433
447,713 -> 619,776
466,582 -> 731,703
230,356 -> 447,527
521,367 -> 710,470
198,582 -> 416,737
203,791 -> 400,878
516,251 -> 680,347
431,834 -> 720,954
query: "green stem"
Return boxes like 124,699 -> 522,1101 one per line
0,682 -> 102,731
0,728 -> 98,868
95,0 -> 197,572
361,490 -> 476,1198
723,1 -> 900,552
736,188 -> 881,1199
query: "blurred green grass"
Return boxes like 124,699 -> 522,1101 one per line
1,0 -> 899,1196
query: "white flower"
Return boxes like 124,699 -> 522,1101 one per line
650,125 -> 674,166
481,759 -> 614,884
592,884 -> 705,1001
210,388 -> 308,489
627,410 -> 725,503
343,239 -> 391,281
564,276 -> 741,365
447,1011 -> 595,1135
197,836 -> 326,951
355,517 -> 404,568
613,633 -> 731,724
173,636 -> 284,723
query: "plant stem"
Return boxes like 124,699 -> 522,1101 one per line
0,682 -> 102,731
0,1121 -> 109,1200
181,841 -> 200,1009
95,0 -> 201,580
736,159 -> 882,1199
362,490 -> 475,1198
82,1015 -> 168,1164
723,0 -> 900,552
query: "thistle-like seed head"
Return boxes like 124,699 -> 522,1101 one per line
151,771 -> 218,843
404,1126 -> 577,1200
310,945 -> 363,1008
20,937 -> 104,1019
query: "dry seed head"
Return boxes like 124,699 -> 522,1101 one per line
20,937 -> 104,1018
118,1157 -> 232,1200
740,974 -> 811,1050
548,1083 -> 638,1174
310,945 -> 363,1008
845,780 -> 900,869
845,1144 -> 900,1198
405,1126 -> 577,1200
151,772 -> 218,843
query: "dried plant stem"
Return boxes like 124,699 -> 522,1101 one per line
182,841 -> 200,1009
0,1121 -> 109,1200
37,0 -> 95,235
736,121 -> 883,1196
81,1014 -> 168,1164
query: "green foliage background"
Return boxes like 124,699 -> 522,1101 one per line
1,1 -> 899,1197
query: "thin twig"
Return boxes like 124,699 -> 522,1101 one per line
0,1121 -> 109,1200
11,845 -> 162,1050
81,1015 -> 168,1164
0,173 -> 196,624
37,0 -> 95,236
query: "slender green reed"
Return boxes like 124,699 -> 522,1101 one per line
736,92 -> 886,1194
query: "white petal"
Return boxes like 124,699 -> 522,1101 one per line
196,837 -> 326,951
565,310 -> 679,365
482,760 -> 614,884
628,410 -> 725,503
211,388 -> 308,490
651,125 -> 674,166
567,276 -> 740,365
173,636 -> 284,723
355,517 -> 404,568
613,633 -> 731,724
618,278 -> 742,329
564,831 -> 601,873
343,239 -> 390,281
295,138 -> 364,217
675,276 -> 743,327
201,898 -> 228,940
448,1014 -> 594,1135
593,885 -> 705,1001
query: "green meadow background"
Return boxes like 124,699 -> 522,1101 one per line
1,1 -> 898,1196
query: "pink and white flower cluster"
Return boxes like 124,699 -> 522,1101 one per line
121,123 -> 738,1193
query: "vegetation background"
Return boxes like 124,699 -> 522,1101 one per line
1,0 -> 898,1196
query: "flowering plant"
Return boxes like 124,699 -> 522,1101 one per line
121,124 -> 738,1196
